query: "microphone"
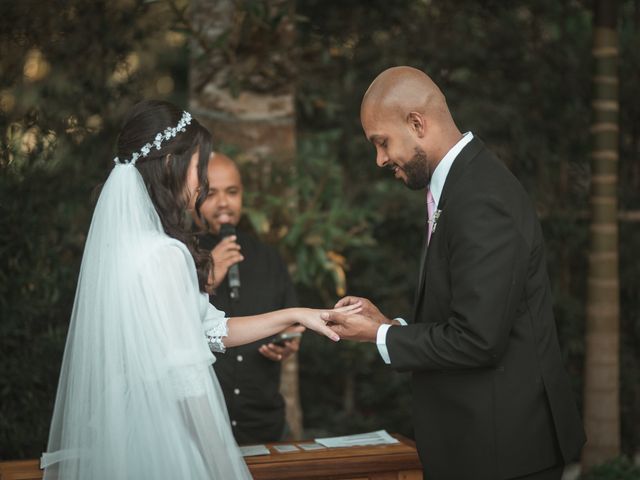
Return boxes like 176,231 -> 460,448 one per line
219,223 -> 241,300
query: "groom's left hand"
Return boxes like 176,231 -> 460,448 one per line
321,311 -> 379,342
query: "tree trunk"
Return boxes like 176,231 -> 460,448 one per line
582,0 -> 620,468
189,0 -> 303,440
281,352 -> 303,440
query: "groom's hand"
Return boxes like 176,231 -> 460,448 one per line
321,311 -> 379,342
334,296 -> 391,326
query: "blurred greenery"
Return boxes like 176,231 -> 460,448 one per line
579,456 -> 640,480
1,0 -> 639,469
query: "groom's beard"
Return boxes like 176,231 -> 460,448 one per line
402,147 -> 431,190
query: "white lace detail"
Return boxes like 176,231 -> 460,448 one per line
205,317 -> 228,353
113,111 -> 192,165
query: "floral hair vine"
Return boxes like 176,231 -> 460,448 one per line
113,111 -> 193,166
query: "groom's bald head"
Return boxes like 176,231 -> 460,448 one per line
361,66 -> 450,127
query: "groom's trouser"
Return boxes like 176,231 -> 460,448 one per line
510,463 -> 563,480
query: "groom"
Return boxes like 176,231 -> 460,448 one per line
323,67 -> 586,480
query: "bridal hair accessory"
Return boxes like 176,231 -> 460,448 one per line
113,111 -> 192,165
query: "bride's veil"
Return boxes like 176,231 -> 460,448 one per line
41,161 -> 250,479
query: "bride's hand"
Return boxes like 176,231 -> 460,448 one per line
296,303 -> 362,342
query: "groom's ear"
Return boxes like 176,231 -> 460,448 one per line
406,111 -> 426,138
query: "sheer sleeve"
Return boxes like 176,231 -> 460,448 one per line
137,241 -> 217,398
199,294 -> 228,353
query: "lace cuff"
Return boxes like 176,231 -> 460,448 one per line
205,317 -> 228,353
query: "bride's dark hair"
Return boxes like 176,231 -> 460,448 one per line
116,99 -> 211,291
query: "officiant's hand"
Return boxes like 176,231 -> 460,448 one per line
259,325 -> 304,362
210,235 -> 243,289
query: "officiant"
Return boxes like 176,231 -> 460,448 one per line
194,152 -> 301,445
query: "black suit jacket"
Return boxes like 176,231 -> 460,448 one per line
386,138 -> 585,480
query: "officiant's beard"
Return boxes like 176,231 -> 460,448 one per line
402,147 -> 430,190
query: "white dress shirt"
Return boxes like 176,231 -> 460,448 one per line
376,132 -> 474,364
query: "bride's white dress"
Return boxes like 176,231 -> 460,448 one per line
41,163 -> 252,479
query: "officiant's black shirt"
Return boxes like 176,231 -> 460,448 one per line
200,230 -> 298,445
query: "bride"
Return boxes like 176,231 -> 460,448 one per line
40,100 -> 358,479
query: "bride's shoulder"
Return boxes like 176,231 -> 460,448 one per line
135,232 -> 192,266
126,235 -> 199,294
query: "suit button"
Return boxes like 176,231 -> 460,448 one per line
234,388 -> 241,395
231,420 -> 237,426
237,355 -> 243,362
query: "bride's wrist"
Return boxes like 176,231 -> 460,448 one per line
289,307 -> 305,325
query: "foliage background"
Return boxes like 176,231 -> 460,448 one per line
1,0 -> 639,464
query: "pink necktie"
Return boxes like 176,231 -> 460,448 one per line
426,188 -> 435,244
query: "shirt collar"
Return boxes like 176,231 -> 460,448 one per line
429,132 -> 474,208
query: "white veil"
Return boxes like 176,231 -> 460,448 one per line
41,163 -> 251,479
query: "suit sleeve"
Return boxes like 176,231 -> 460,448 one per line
387,194 -> 530,371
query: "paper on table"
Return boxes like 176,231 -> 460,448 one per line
239,445 -> 270,457
297,442 -> 327,451
273,444 -> 300,453
315,430 -> 400,448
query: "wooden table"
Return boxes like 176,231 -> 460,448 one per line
0,434 -> 422,480
245,434 -> 422,480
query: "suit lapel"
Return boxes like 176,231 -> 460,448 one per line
411,137 -> 486,321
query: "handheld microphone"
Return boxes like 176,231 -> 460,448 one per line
219,223 -> 241,300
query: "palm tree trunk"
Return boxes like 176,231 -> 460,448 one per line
189,0 -> 303,440
582,0 -> 620,468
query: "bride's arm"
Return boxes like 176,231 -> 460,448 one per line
224,306 -> 359,348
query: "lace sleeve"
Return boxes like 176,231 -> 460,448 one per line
199,293 -> 229,353
204,317 -> 228,353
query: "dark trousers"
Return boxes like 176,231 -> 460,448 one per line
511,463 -> 564,480
421,464 -> 564,480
